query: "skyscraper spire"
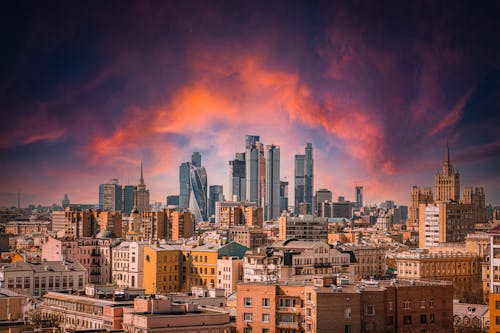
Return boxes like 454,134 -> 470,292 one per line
140,160 -> 144,185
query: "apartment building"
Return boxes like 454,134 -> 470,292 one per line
243,240 -> 350,283
111,241 -> 146,289
278,215 -> 328,241
395,249 -> 481,303
0,261 -> 87,297
236,278 -> 453,333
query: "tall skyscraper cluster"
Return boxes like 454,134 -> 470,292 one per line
228,136 -> 283,221
226,135 -> 315,221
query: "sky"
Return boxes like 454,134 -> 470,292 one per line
1,1 -> 499,208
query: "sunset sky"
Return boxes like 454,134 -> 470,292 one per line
1,1 -> 499,207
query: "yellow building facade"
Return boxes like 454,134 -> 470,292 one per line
143,244 -> 180,294
181,245 -> 218,291
143,243 -> 220,294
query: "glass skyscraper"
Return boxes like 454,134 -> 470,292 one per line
179,152 -> 208,223
294,143 -> 314,214
265,144 -> 280,220
229,152 -> 246,201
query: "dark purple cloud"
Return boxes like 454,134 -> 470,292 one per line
0,0 -> 499,207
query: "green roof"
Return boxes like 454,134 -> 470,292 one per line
218,241 -> 249,259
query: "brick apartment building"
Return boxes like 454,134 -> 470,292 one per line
236,277 -> 453,333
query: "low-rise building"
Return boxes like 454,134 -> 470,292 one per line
340,244 -> 388,280
243,240 -> 350,283
395,249 -> 481,303
228,226 -> 271,249
0,261 -> 87,297
112,241 -> 146,289
452,300 -> 489,332
122,295 -> 231,333
42,236 -> 115,285
37,288 -> 137,331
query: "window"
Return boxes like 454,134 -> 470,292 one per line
387,301 -> 393,310
262,330 -> 269,333
429,299 -> 434,308
404,315 -> 412,325
262,313 -> 270,322
420,314 -> 426,323
345,308 -> 351,320
386,316 -> 394,325
429,314 -> 435,323
244,328 -> 252,333
306,308 -> 312,316
244,298 -> 252,307
244,313 -> 252,322
403,300 -> 411,309
262,298 -> 270,307
366,305 -> 375,316
306,292 -> 312,301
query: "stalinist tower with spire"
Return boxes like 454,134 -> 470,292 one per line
134,161 -> 150,214
434,143 -> 460,202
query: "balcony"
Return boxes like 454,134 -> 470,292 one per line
277,307 -> 298,313
277,322 -> 299,329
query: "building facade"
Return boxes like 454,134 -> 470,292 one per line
0,261 -> 87,297
278,215 -> 328,241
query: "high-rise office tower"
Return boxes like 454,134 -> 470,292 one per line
229,152 -> 246,201
264,145 -> 280,220
62,194 -> 70,209
304,143 -> 314,211
179,152 -> 208,223
134,161 -> 150,214
355,186 -> 363,208
99,179 -> 122,211
314,188 -> 332,216
280,180 -> 289,214
123,185 -> 136,215
208,185 -> 224,218
191,152 -> 202,168
294,142 -> 314,214
166,195 -> 180,207
294,154 -> 305,214
435,144 -> 460,202
245,135 -> 265,206
179,162 -> 191,210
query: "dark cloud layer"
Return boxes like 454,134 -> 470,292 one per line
0,1 -> 499,206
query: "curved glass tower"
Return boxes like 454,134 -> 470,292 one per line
189,163 -> 208,223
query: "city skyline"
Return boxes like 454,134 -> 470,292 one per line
1,1 -> 499,207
